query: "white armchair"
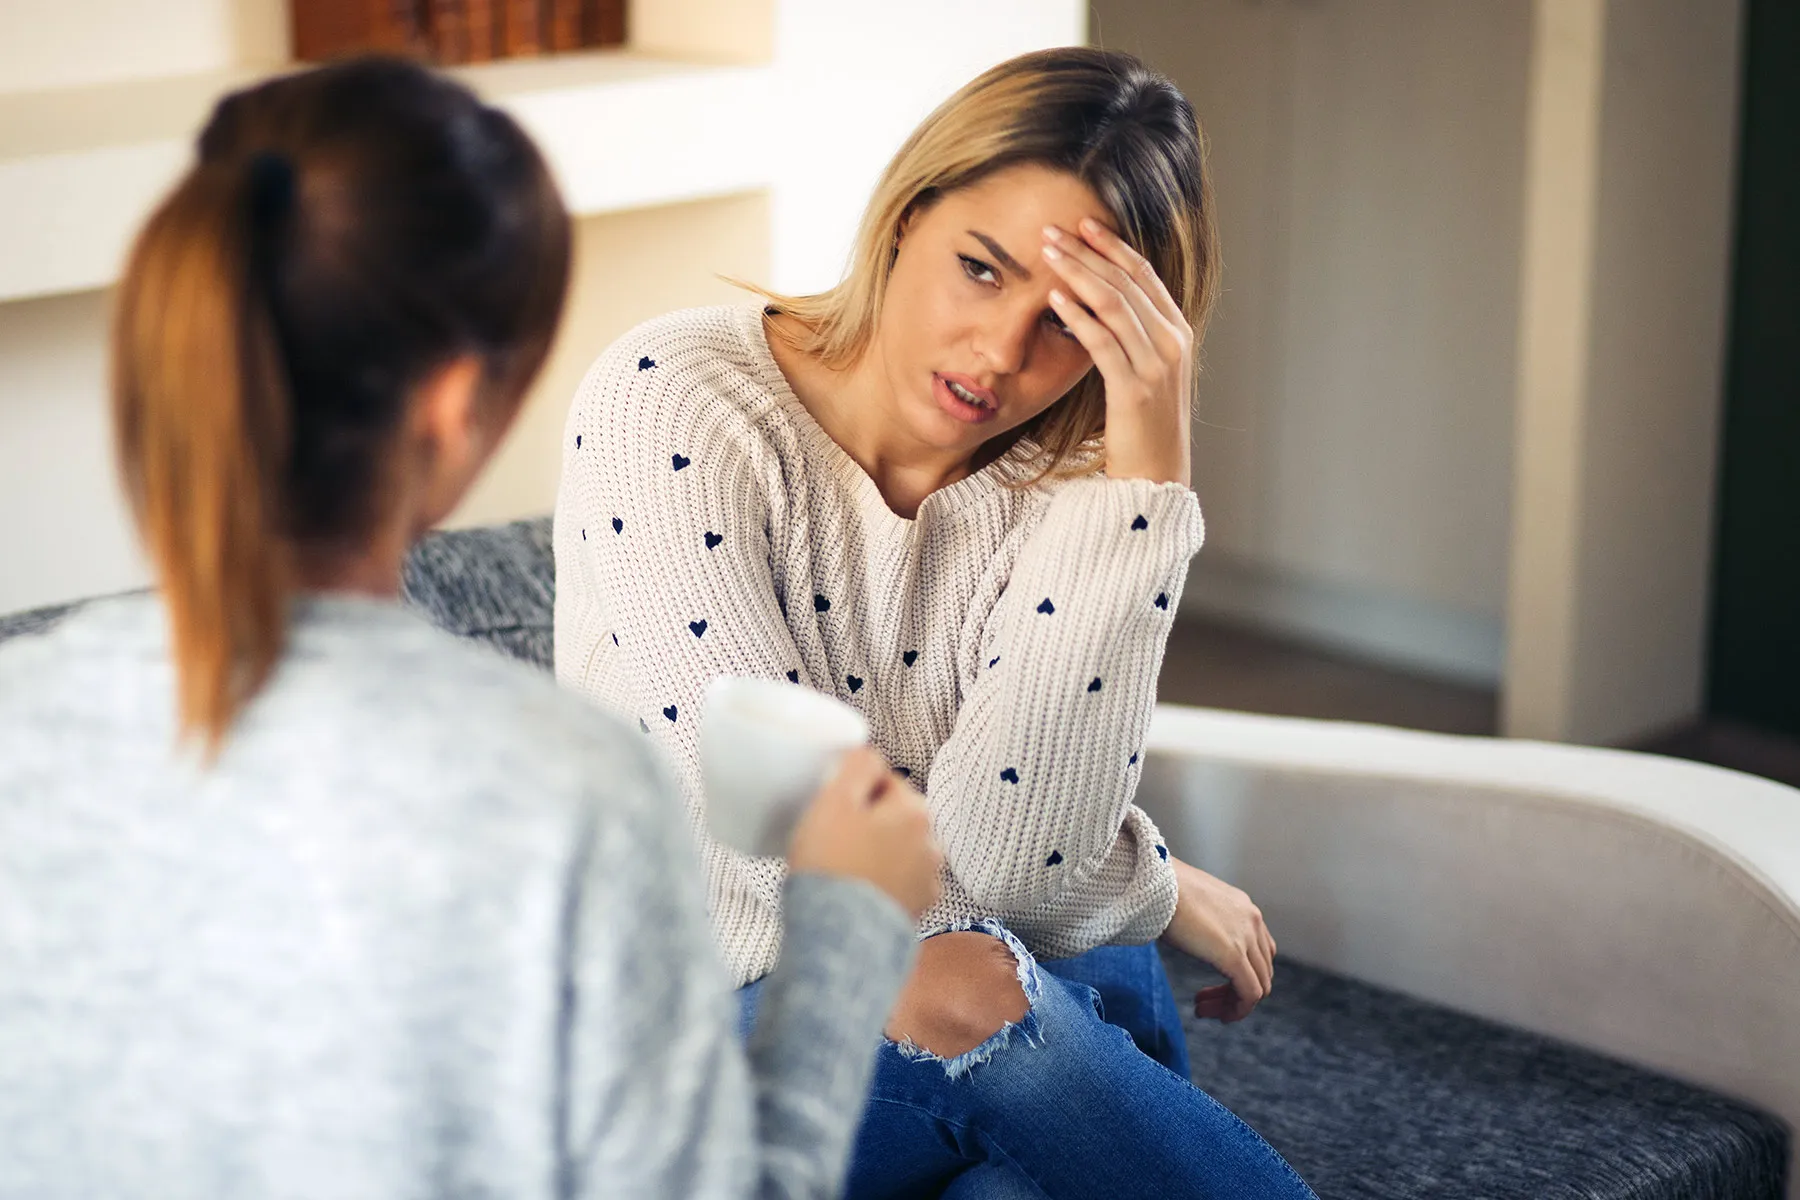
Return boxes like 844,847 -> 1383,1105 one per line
1138,704 -> 1800,1198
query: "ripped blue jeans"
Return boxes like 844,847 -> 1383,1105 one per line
737,921 -> 1317,1199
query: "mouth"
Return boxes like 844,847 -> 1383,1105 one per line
932,373 -> 999,425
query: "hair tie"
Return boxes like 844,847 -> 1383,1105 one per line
246,150 -> 296,231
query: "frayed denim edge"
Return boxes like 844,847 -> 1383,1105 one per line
892,918 -> 1045,1080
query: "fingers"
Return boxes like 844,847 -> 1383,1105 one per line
821,745 -> 893,807
1047,287 -> 1137,386
1043,229 -> 1159,375
1076,217 -> 1186,327
1218,950 -> 1266,1023
1044,223 -> 1189,370
1193,984 -> 1236,1021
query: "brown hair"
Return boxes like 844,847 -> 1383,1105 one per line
112,58 -> 570,751
755,46 -> 1220,482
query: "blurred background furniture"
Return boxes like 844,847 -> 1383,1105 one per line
290,0 -> 626,66
5,517 -> 1790,1198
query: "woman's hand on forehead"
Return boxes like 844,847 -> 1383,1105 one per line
1041,219 -> 1194,488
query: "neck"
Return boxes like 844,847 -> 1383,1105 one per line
767,314 -> 977,518
292,524 -> 411,599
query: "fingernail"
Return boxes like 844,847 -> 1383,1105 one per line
1043,225 -> 1062,241
1049,288 -> 1067,304
1042,244 -> 1062,261
1080,217 -> 1101,234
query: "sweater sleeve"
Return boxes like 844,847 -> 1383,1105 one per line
558,737 -> 913,1200
748,875 -> 916,1198
553,329 -> 811,849
924,475 -> 1201,929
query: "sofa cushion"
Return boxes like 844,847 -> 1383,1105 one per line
0,518 -> 559,668
1162,949 -> 1789,1200
0,601 -> 79,646
400,516 -> 555,671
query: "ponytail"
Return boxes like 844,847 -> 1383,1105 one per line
111,59 -> 570,755
112,154 -> 297,752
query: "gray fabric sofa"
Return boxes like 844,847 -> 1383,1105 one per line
2,516 -> 1791,1200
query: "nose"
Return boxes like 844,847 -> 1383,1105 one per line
972,306 -> 1035,378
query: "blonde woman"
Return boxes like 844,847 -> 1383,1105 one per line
556,48 -> 1315,1198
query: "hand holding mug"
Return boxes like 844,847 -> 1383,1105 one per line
788,747 -> 942,918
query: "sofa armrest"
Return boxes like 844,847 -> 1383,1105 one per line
1138,703 -> 1800,1185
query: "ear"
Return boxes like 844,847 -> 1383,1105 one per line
410,355 -> 486,477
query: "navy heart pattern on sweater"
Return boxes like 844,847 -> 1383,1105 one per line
565,322 -> 1209,978
1155,845 -> 1168,861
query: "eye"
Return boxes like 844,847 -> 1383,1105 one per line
1043,309 -> 1079,342
958,254 -> 999,287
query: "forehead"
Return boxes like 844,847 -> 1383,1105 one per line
923,163 -> 1111,236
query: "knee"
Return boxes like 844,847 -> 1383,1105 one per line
885,931 -> 1030,1059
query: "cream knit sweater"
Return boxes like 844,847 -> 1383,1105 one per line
554,304 -> 1202,987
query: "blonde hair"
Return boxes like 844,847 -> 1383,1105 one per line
756,46 -> 1220,482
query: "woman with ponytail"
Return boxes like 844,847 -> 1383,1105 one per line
0,57 -> 940,1198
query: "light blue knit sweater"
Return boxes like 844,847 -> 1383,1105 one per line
0,593 -> 913,1199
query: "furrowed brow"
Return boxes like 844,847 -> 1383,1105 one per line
968,231 -> 1032,281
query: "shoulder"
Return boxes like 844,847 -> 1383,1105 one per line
359,614 -> 662,792
0,594 -> 164,716
570,304 -> 781,440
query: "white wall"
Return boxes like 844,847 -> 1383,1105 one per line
0,289 -> 143,613
766,0 -> 1085,294
0,0 -> 286,95
1091,0 -> 1531,685
1503,0 -> 1744,744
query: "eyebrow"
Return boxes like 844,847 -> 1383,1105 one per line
968,231 -> 1032,281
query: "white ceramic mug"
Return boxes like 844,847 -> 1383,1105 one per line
699,675 -> 870,858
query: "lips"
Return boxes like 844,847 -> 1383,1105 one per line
931,372 -> 999,425
938,372 -> 997,408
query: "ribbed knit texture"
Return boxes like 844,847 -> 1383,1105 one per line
554,304 -> 1201,986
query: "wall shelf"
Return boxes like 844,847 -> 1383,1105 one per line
0,50 -> 775,303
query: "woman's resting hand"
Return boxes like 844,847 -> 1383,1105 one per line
1158,855 -> 1277,1022
788,747 -> 944,919
1042,217 -> 1195,489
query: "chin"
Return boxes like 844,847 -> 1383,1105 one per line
909,400 -> 989,454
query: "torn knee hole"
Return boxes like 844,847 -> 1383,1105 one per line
885,930 -> 1032,1059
